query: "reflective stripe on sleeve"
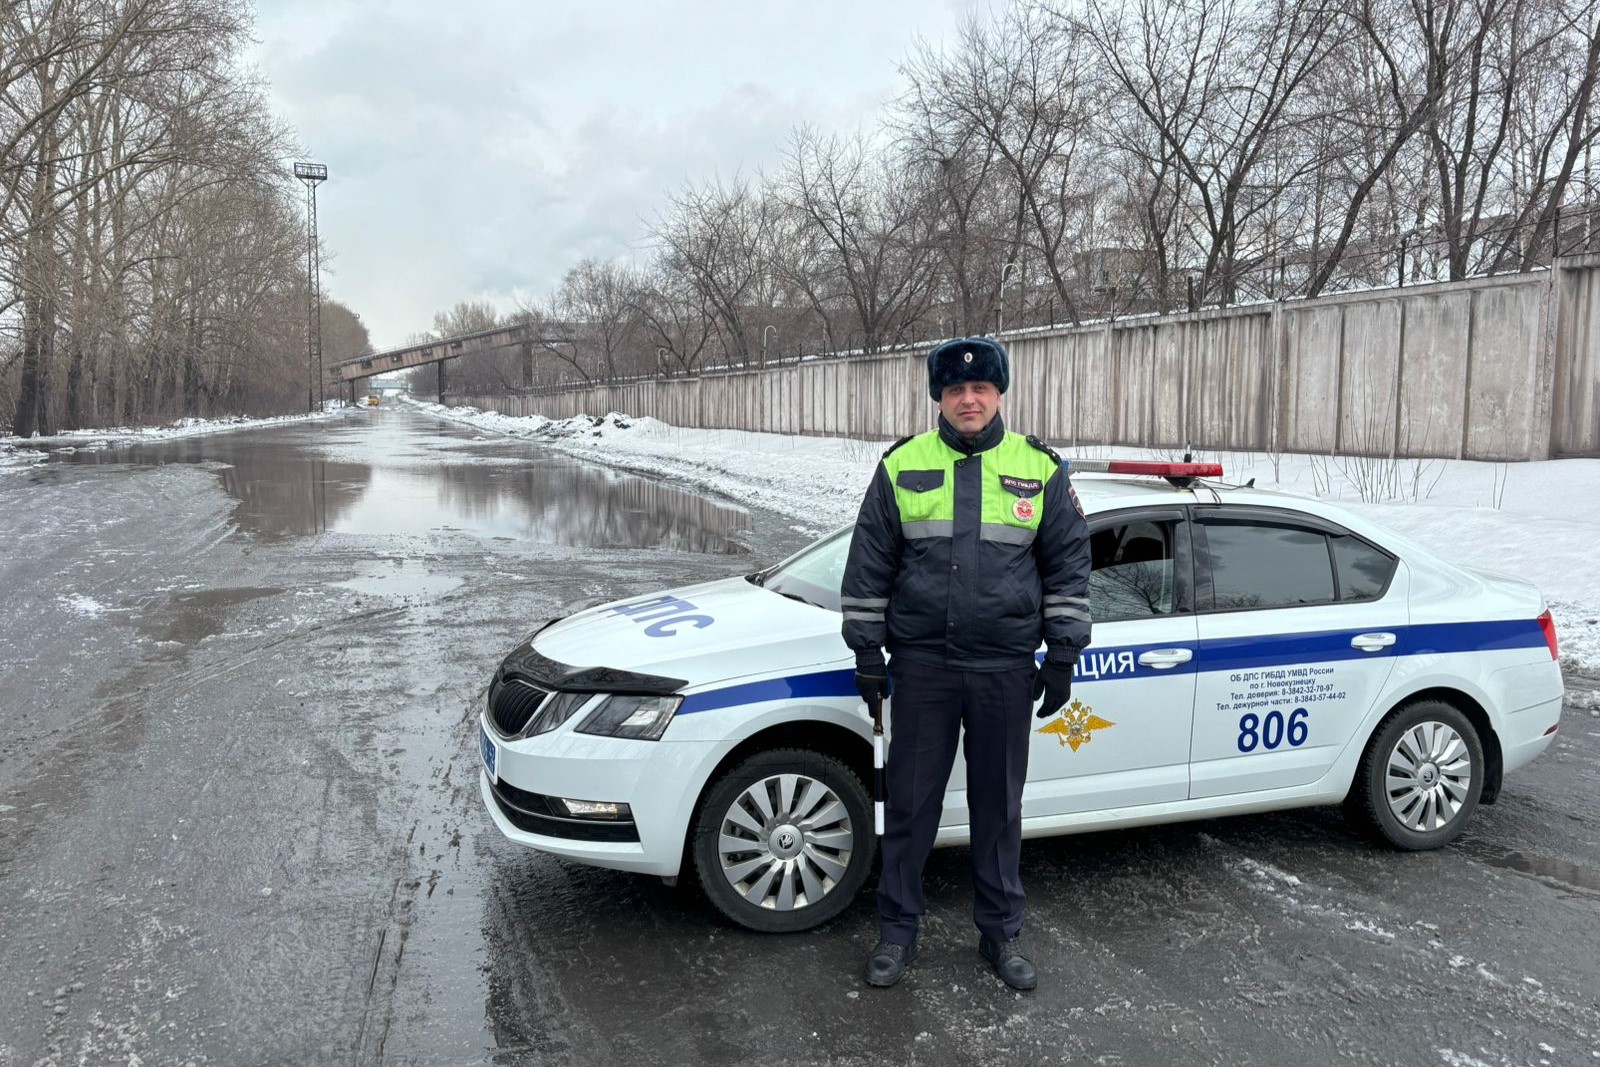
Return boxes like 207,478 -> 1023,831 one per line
1044,605 -> 1091,622
979,523 -> 1035,546
842,610 -> 886,622
841,596 -> 889,609
1044,594 -> 1089,607
901,520 -> 954,540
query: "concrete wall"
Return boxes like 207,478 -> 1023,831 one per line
1552,254 -> 1600,457
450,257 -> 1600,461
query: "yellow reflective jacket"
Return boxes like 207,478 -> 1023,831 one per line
841,414 -> 1091,672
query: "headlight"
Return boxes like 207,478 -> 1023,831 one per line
575,694 -> 682,741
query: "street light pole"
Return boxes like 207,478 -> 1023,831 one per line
997,262 -> 1020,336
761,324 -> 777,366
293,162 -> 328,412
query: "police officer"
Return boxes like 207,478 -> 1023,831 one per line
842,337 -> 1091,991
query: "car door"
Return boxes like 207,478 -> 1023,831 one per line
1188,506 -> 1406,799
1011,506 -> 1200,817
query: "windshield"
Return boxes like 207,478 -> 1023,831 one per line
755,526 -> 851,612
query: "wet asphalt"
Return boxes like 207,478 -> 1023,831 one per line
1,405 -> 1598,1067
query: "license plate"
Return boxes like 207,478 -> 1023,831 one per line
479,724 -> 498,783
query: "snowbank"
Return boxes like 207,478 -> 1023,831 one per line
0,405 -> 348,457
403,396 -> 1600,673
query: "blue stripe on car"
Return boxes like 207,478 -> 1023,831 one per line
673,618 -> 1546,716
678,669 -> 858,715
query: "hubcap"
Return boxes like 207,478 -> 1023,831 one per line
1386,721 -> 1473,832
717,773 -> 855,911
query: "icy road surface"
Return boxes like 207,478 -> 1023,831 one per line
1,405 -> 1598,1066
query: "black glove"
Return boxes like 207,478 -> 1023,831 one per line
855,651 -> 889,706
1033,660 -> 1074,719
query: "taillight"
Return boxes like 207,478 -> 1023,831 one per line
1537,609 -> 1559,661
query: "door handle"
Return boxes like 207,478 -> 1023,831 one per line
1137,648 -> 1194,669
1351,632 -> 1397,652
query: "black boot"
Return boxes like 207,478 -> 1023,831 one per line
979,934 -> 1037,991
864,939 -> 918,988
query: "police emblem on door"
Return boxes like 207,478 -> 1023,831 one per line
1037,699 -> 1115,752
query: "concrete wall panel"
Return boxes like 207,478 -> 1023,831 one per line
1148,320 -> 1185,447
459,265 -> 1588,461
1336,299 -> 1401,454
1397,290 -> 1471,456
1466,283 -> 1544,459
1283,304 -> 1342,453
1553,261 -> 1600,456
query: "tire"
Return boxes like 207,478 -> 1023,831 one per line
691,748 -> 876,933
1346,699 -> 1485,850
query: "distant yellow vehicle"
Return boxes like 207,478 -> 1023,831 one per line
366,394 -> 381,407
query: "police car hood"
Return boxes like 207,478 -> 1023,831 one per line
525,575 -> 845,689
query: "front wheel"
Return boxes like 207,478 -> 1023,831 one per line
690,748 -> 875,933
1347,700 -> 1485,850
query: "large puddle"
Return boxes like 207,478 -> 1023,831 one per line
54,407 -> 755,553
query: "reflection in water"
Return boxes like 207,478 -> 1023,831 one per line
59,413 -> 753,554
1457,838 -> 1600,896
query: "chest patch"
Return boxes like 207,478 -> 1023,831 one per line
999,475 -> 1043,498
1011,496 -> 1036,522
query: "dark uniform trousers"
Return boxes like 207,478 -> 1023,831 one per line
877,658 -> 1036,947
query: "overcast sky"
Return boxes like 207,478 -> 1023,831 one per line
252,0 -> 991,350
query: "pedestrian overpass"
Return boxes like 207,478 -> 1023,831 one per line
325,322 -> 575,402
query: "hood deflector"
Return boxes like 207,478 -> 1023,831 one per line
502,640 -> 688,695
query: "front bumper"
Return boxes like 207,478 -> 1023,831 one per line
477,711 -> 716,877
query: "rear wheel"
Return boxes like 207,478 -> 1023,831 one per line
691,748 -> 874,933
1347,699 -> 1485,850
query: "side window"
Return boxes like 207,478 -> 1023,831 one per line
1089,520 -> 1178,622
1331,533 -> 1396,602
1203,520 -> 1335,611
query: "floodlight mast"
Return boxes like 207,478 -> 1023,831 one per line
293,162 -> 328,411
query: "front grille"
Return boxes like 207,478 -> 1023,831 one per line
488,778 -> 640,842
489,676 -> 548,737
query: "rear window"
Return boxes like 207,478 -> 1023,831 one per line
1203,521 -> 1336,610
1331,533 -> 1396,602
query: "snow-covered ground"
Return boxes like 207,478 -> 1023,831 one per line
0,405 -> 347,469
404,395 -> 1600,674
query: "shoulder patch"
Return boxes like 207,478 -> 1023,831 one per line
881,434 -> 914,458
1024,434 -> 1062,465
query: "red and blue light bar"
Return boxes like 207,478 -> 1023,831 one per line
1065,459 -> 1224,487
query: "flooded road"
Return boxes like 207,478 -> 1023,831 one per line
56,407 -> 758,550
0,406 -> 808,1066
3,405 -> 1599,1067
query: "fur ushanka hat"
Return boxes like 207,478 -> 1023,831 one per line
926,337 -> 1010,400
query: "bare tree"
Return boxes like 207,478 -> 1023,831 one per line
627,266 -> 718,376
1,0 -> 326,433
559,258 -> 644,381
903,7 -> 1097,323
1501,0 -> 1600,268
1074,0 -> 1338,305
654,176 -> 776,366
778,127 -> 941,353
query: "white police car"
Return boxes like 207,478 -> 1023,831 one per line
478,460 -> 1564,932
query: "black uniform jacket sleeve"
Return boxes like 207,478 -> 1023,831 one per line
1035,466 -> 1092,664
840,463 -> 902,660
